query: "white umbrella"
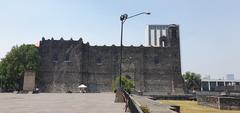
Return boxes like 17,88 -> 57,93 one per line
78,84 -> 87,88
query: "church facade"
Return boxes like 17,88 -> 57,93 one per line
38,24 -> 185,95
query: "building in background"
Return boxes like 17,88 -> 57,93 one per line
202,75 -> 211,80
201,74 -> 239,92
226,74 -> 235,80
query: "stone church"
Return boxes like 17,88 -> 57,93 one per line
38,24 -> 185,95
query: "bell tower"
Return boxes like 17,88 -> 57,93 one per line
145,24 -> 180,48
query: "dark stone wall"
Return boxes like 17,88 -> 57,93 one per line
38,25 -> 185,94
197,95 -> 240,110
219,97 -> 240,110
197,92 -> 240,110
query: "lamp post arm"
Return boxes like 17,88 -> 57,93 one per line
127,12 -> 150,20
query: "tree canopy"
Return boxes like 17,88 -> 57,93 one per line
0,44 -> 39,90
182,71 -> 201,92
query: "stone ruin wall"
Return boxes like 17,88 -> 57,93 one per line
38,25 -> 185,95
197,92 -> 240,110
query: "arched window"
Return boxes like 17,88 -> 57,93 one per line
172,29 -> 177,38
161,41 -> 165,47
160,36 -> 167,47
96,57 -> 102,65
65,53 -> 70,61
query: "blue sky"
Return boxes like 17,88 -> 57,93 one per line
0,0 -> 240,79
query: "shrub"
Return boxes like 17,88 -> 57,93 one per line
112,75 -> 134,93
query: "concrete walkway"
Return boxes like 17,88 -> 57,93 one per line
0,93 -> 125,113
132,95 -> 175,113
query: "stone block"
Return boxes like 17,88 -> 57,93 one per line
23,71 -> 36,91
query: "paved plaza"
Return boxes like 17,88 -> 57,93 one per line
0,93 -> 125,113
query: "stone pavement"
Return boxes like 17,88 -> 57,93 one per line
0,93 -> 125,113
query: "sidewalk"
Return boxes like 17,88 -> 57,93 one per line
0,93 -> 125,113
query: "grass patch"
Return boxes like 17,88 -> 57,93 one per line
139,105 -> 151,113
160,100 -> 240,113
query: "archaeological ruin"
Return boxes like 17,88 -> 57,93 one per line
37,24 -> 186,95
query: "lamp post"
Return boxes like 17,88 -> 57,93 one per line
0,76 -> 2,92
119,12 -> 151,88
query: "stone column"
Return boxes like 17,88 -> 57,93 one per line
208,81 -> 211,91
23,71 -> 36,91
159,29 -> 162,46
154,27 -> 157,46
148,27 -> 151,46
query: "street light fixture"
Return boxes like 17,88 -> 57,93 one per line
119,12 -> 151,88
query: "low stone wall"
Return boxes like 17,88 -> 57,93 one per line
219,97 -> 240,110
197,93 -> 240,110
131,95 -> 179,113
123,91 -> 144,113
197,96 -> 219,108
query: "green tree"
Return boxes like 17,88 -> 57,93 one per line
182,71 -> 201,92
112,76 -> 135,93
0,44 -> 39,90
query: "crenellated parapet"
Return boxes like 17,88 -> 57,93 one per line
40,37 -> 88,47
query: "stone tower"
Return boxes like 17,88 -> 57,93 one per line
141,24 -> 185,95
